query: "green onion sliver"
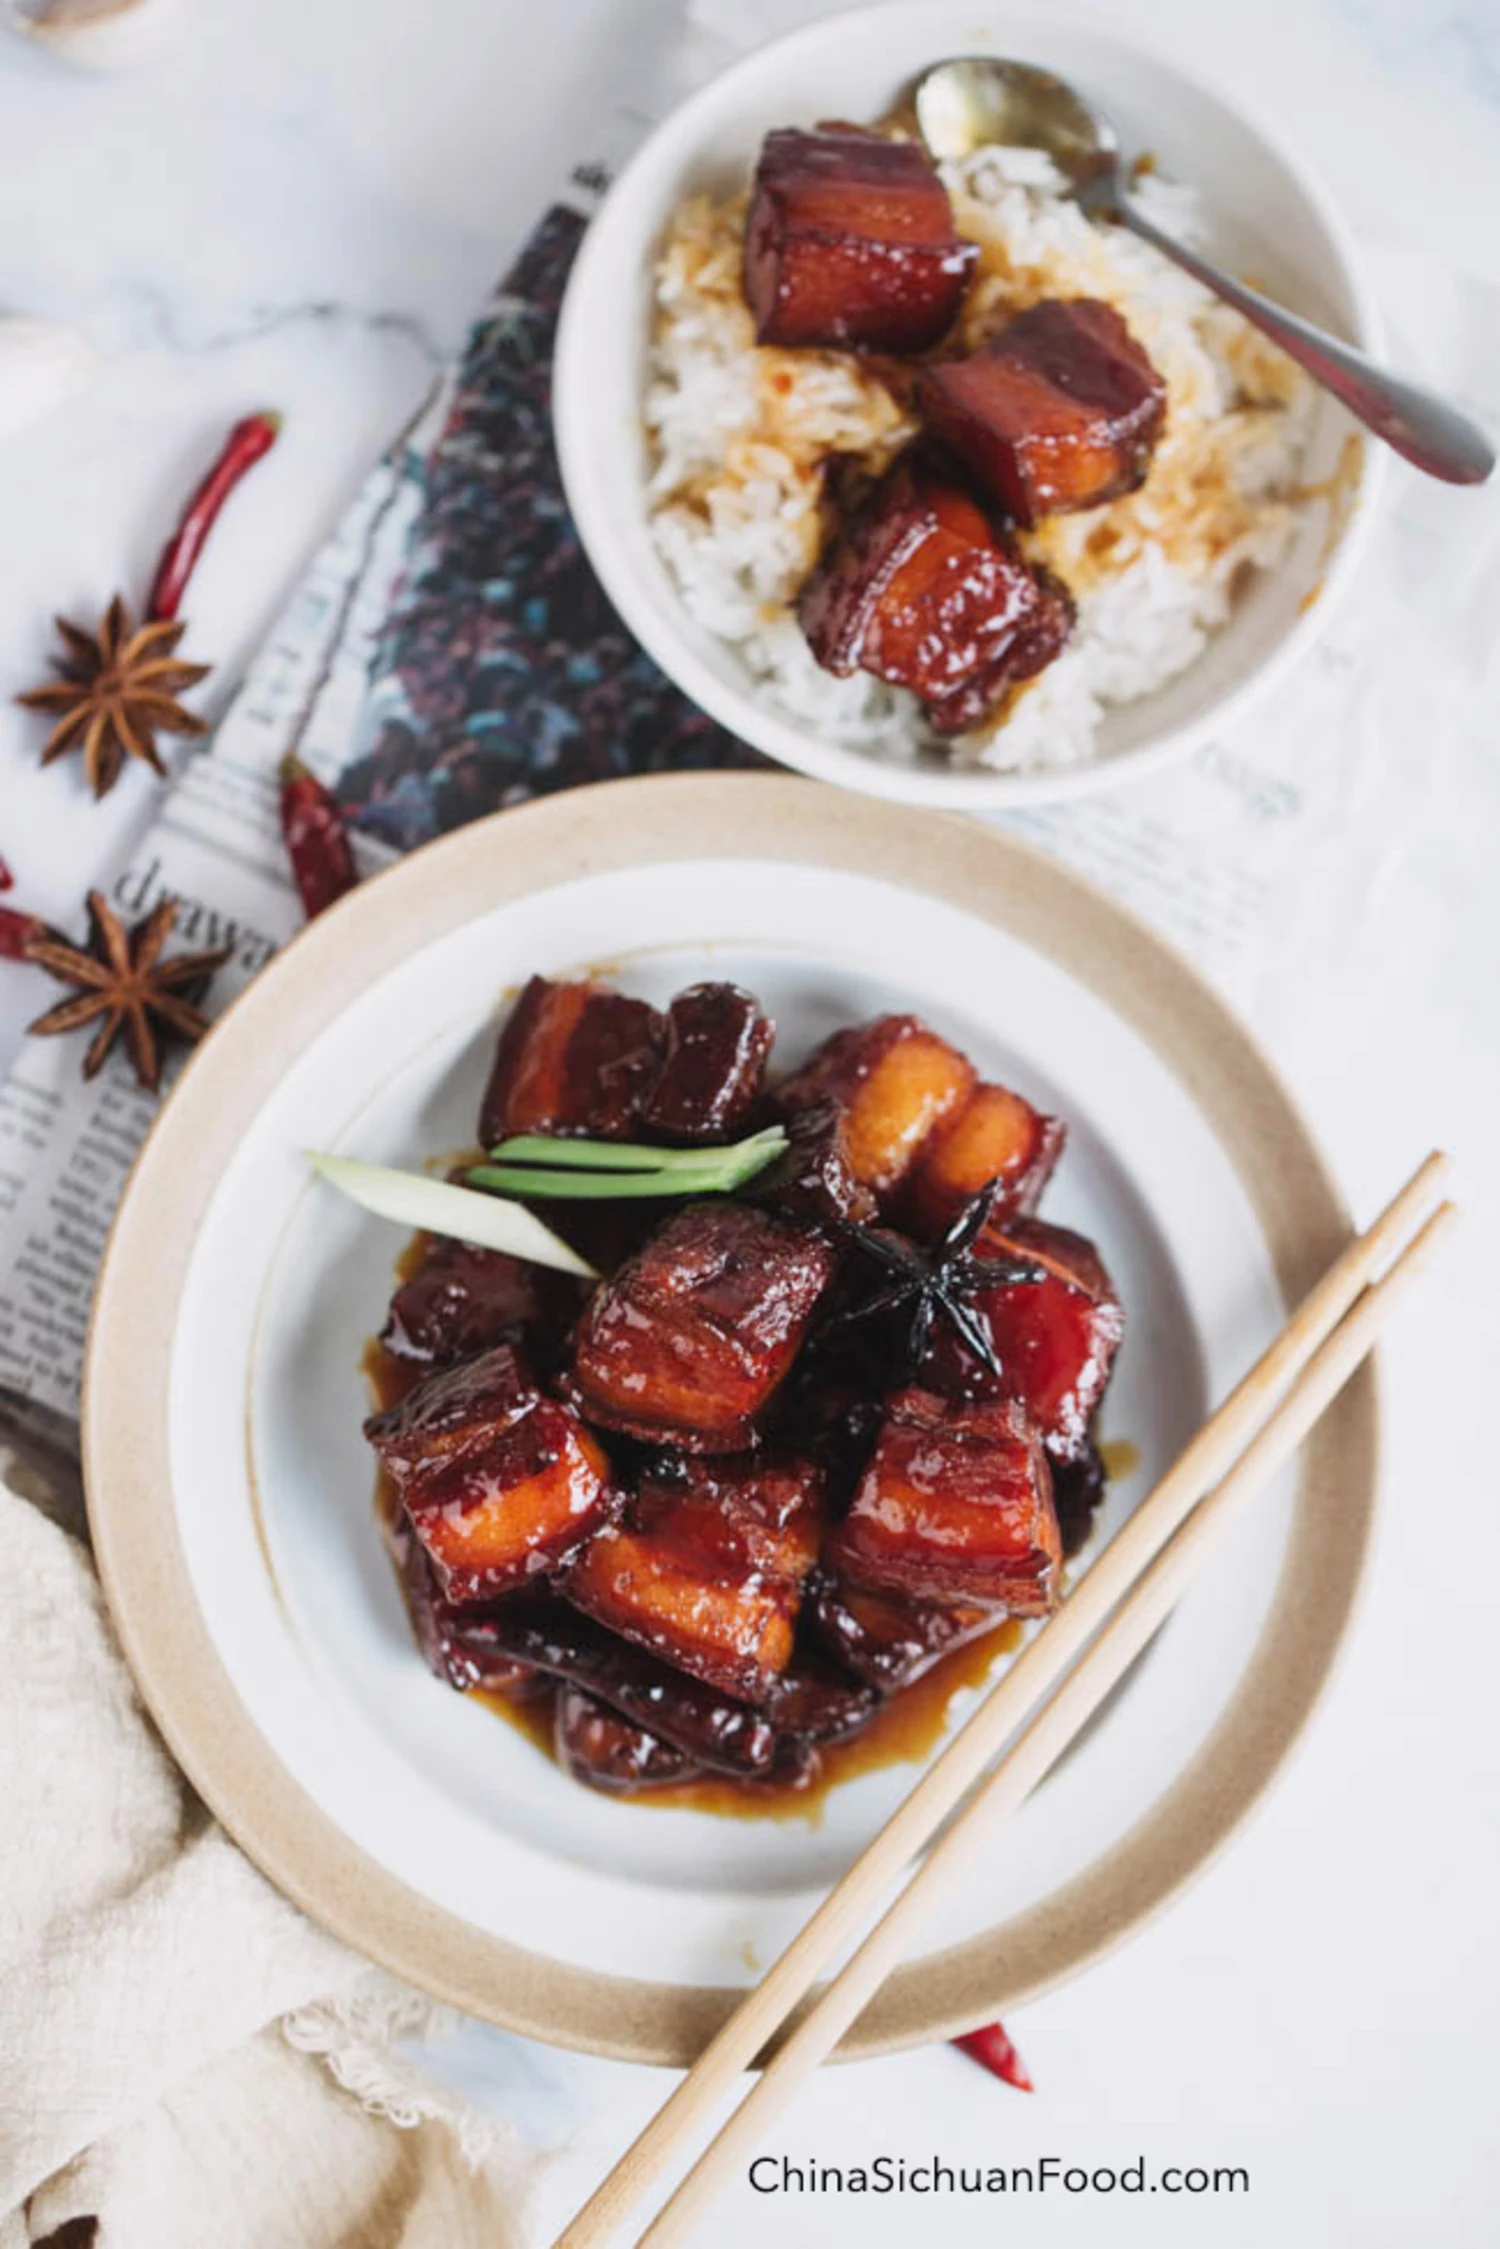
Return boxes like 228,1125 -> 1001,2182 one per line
486,1135 -> 679,1173
306,1151 -> 598,1278
486,1125 -> 786,1176
470,1168 -> 698,1202
474,1124 -> 787,1199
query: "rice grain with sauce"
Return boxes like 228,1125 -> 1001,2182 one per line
644,144 -> 1317,772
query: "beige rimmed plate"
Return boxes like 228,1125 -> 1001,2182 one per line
83,775 -> 1376,2064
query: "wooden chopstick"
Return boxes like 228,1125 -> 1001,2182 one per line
630,1196 -> 1455,2249
554,1150 -> 1450,2249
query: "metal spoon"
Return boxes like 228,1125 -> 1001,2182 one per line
914,57 -> 1494,486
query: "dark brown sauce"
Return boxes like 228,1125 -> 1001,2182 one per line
364,1243 -> 1099,1823
472,1613 -> 1024,1825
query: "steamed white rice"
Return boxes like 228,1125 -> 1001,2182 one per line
644,143 -> 1317,772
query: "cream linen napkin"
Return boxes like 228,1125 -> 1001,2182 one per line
0,1443 -> 528,2248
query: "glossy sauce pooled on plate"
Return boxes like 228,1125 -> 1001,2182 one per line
362,974 -> 1126,1812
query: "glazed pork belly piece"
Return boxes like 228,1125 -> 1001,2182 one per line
554,1684 -> 700,1793
639,982 -> 773,1143
899,1080 -> 1064,1240
776,1013 -> 975,1200
747,1100 -> 877,1229
387,1513 -> 545,1699
774,1369 -> 886,1511
808,1573 -> 998,1695
1050,1434 -> 1108,1559
922,1215 -> 1124,1462
478,974 -> 663,1145
826,1387 -> 1061,1613
380,1235 -> 579,1369
764,1645 -> 880,1742
917,297 -> 1168,527
462,1599 -> 795,1779
744,125 -> 976,352
916,564 -> 1075,736
479,975 -> 774,1147
567,1451 -> 825,1702
564,1201 -> 839,1451
798,456 -> 1075,733
366,1341 -> 619,1602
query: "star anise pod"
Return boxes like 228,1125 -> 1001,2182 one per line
23,890 -> 233,1094
824,1179 -> 1046,1381
16,595 -> 210,799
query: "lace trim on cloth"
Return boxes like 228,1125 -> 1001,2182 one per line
281,1969 -> 513,2172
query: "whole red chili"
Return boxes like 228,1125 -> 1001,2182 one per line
279,753 -> 357,921
1,903 -> 43,960
0,856 -> 13,889
953,2021 -> 1034,2092
147,409 -> 283,623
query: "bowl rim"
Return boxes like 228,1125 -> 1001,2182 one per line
553,0 -> 1387,809
82,772 -> 1378,2065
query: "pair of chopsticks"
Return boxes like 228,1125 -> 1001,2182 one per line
556,1150 -> 1453,2249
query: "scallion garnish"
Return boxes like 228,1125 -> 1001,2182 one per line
467,1124 -> 786,1202
306,1151 -> 599,1278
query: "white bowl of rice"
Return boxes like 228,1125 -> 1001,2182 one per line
554,4 -> 1383,807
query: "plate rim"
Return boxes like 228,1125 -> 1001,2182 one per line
82,773 -> 1378,2063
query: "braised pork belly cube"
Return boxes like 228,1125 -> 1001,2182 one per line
639,982 -> 773,1143
365,1343 -> 618,1602
827,1387 -> 1061,1613
366,1341 -> 531,1484
765,1646 -> 880,1743
555,1684 -> 699,1793
567,1451 -> 825,1701
900,1081 -> 1064,1239
1051,1434 -> 1107,1559
799,457 -> 1074,730
387,1514 -> 545,1698
917,298 -> 1167,527
478,974 -> 663,1146
808,1573 -> 997,1694
776,1013 -> 974,1198
923,1216 -> 1124,1462
465,1598 -> 786,1777
923,562 -> 1075,736
744,125 -> 976,352
380,1236 -> 578,1368
778,1374 -> 885,1511
564,1201 -> 838,1451
748,1100 -> 877,1229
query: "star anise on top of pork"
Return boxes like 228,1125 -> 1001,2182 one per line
824,1178 -> 1045,1381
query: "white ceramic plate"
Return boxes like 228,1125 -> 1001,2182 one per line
84,778 -> 1375,2060
554,2 -> 1383,810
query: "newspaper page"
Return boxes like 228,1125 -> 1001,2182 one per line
0,138 -> 763,1428
0,83 -> 1491,1432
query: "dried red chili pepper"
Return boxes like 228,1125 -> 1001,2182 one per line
0,856 -> 13,890
1,903 -> 43,960
279,752 -> 357,921
147,409 -> 283,623
953,2021 -> 1034,2092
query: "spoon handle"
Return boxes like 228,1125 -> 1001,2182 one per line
1110,193 -> 1493,485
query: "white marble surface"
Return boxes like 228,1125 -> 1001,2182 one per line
2,3 -> 1499,2244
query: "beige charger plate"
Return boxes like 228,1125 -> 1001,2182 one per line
82,774 -> 1376,2064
